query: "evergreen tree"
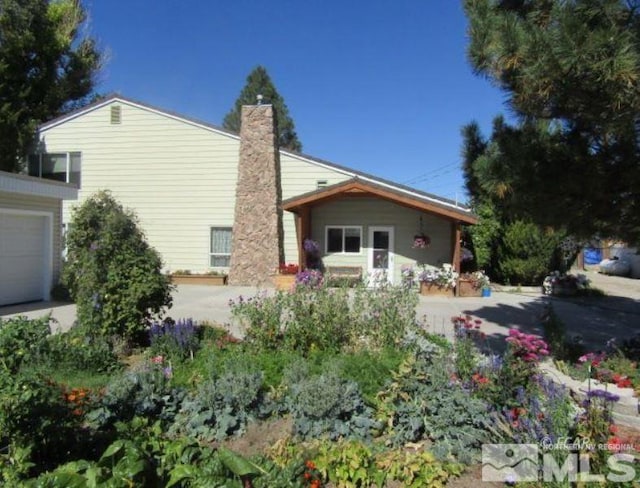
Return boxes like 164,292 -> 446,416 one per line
0,0 -> 102,172
464,0 -> 640,244
223,66 -> 302,152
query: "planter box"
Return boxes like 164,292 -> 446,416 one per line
171,274 -> 227,286
551,284 -> 577,296
273,274 -> 296,291
420,282 -> 454,297
457,279 -> 482,297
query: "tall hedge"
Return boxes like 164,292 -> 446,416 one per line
63,191 -> 173,344
495,220 -> 564,286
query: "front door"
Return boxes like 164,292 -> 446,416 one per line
368,226 -> 394,285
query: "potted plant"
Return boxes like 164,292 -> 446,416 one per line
417,264 -> 457,296
273,263 -> 299,291
170,270 -> 228,286
457,271 -> 490,297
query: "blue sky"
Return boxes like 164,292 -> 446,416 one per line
87,1 -> 509,203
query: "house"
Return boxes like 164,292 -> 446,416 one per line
0,171 -> 77,306
30,94 -> 476,286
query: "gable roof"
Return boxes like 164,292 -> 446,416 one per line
283,177 -> 477,224
38,94 -> 474,220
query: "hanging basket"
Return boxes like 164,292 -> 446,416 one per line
413,233 -> 430,249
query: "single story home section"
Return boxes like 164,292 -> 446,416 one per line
29,94 -> 475,285
0,171 -> 77,306
284,178 -> 477,284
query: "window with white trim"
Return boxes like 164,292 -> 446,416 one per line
28,152 -> 81,187
325,226 -> 362,254
210,227 -> 232,267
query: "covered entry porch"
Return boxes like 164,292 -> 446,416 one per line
282,178 -> 477,284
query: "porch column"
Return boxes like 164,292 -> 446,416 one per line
297,206 -> 311,269
451,222 -> 461,272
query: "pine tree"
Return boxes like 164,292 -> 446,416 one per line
223,66 -> 302,152
464,0 -> 640,244
0,0 -> 102,172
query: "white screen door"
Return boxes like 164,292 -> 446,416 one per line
368,226 -> 394,285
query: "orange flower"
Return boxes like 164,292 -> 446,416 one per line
67,394 -> 77,402
72,408 -> 83,416
310,480 -> 321,488
305,460 -> 316,470
304,472 -> 311,480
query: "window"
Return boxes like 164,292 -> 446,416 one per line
210,227 -> 232,267
28,152 -> 81,187
326,226 -> 361,254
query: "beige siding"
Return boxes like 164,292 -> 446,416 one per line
39,101 -> 351,272
280,152 -> 350,263
311,198 -> 453,283
0,192 -> 62,285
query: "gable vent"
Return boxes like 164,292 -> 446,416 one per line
110,105 -> 121,124
317,179 -> 328,189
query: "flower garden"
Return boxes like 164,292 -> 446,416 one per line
2,280 -> 640,487
3,194 -> 638,486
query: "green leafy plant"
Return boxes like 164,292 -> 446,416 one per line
495,220 -> 565,285
0,369 -> 81,478
285,368 -> 381,441
232,285 -> 419,355
63,191 -> 173,345
0,316 -> 51,374
44,323 -> 121,375
376,355 -> 493,463
87,356 -> 185,431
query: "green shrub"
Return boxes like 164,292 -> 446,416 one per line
285,367 -> 381,441
282,287 -> 352,353
0,316 -> 50,374
63,191 -> 173,345
0,369 -> 79,477
232,285 -> 420,354
495,220 -> 564,285
87,356 -> 185,430
171,365 -> 269,441
44,324 -> 121,375
376,355 -> 493,463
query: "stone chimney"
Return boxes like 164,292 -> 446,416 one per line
228,104 -> 284,286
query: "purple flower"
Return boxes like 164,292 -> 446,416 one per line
303,238 -> 320,255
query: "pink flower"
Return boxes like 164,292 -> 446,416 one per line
152,355 -> 164,364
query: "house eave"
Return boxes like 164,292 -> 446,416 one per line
283,178 -> 477,224
0,171 -> 78,200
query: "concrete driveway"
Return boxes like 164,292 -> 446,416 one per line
0,271 -> 638,353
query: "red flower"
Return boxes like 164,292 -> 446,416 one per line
305,460 -> 316,470
607,436 -> 622,452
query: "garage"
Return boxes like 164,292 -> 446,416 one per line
0,171 -> 77,307
0,212 -> 50,306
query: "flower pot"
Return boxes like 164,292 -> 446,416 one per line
170,274 -> 227,286
273,274 -> 296,291
552,284 -> 577,296
420,282 -> 454,297
457,278 -> 482,297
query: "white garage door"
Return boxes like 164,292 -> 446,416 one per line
0,212 -> 49,306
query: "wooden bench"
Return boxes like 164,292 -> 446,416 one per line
326,266 -> 363,279
325,266 -> 363,287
